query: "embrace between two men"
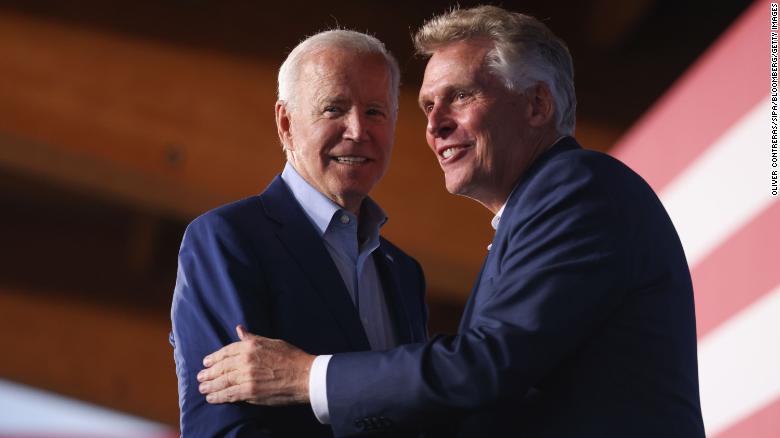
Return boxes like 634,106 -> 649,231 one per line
171,6 -> 705,437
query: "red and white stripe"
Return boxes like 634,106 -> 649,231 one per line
611,1 -> 779,436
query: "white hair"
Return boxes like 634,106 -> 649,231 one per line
414,6 -> 577,136
277,29 -> 401,112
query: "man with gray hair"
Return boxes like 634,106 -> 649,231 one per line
171,29 -> 428,437
198,6 -> 705,437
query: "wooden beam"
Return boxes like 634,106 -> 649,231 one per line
0,10 -> 283,217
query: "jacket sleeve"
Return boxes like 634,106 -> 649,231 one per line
171,212 -> 274,437
326,157 -> 630,436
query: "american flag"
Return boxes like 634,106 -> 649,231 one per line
610,1 -> 779,436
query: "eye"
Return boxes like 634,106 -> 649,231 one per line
455,91 -> 470,101
366,107 -> 386,118
323,105 -> 343,115
422,103 -> 434,114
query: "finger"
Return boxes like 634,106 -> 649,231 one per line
205,381 -> 255,404
197,354 -> 241,383
235,326 -> 279,345
236,324 -> 266,342
199,368 -> 243,395
236,324 -> 251,340
203,340 -> 244,367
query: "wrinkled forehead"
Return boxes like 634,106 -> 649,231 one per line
298,49 -> 393,102
299,48 -> 388,84
419,40 -> 494,97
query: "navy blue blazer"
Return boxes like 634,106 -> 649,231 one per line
171,176 -> 428,437
327,138 -> 705,437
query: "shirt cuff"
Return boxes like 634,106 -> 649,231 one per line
309,354 -> 332,424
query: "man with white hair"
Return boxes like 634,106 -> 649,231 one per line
198,6 -> 705,437
171,29 -> 429,437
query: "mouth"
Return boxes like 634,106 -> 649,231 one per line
330,155 -> 371,166
438,144 -> 473,163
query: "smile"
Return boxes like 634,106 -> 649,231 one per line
332,156 -> 369,165
440,145 -> 472,161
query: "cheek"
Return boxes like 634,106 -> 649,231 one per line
467,114 -> 497,160
371,126 -> 395,154
425,132 -> 437,154
317,126 -> 339,146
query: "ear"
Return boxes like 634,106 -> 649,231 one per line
526,82 -> 555,128
275,100 -> 294,151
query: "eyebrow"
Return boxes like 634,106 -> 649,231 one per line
317,95 -> 350,106
316,95 -> 390,110
366,100 -> 390,109
418,85 -> 454,109
417,90 -> 436,109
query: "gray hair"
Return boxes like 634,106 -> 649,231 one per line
414,5 -> 576,135
277,29 -> 401,112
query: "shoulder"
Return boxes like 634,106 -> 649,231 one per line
180,196 -> 273,252
187,175 -> 288,232
188,196 -> 265,232
500,143 -> 668,246
499,146 -> 645,240
514,144 -> 655,212
538,146 -> 643,189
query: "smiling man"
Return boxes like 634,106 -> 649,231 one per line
197,6 -> 705,438
170,30 -> 429,437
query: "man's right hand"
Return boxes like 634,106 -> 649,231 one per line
197,325 -> 314,406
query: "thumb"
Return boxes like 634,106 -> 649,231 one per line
236,324 -> 253,340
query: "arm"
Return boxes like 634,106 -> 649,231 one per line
171,213 -> 275,437
198,244 -> 430,427
325,157 -> 630,435
198,157 -> 628,435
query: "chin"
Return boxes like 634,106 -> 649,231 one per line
444,174 -> 468,195
337,185 -> 372,201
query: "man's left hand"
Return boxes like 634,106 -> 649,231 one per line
197,325 -> 314,406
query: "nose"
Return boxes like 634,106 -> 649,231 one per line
343,110 -> 368,142
426,104 -> 455,139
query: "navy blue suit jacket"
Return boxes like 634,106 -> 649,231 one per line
171,176 -> 428,437
327,138 -> 705,437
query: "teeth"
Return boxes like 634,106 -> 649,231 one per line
334,156 -> 367,165
442,147 -> 458,159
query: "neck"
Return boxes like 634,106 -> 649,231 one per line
323,185 -> 364,216
473,130 -> 563,215
338,197 -> 364,216
286,160 -> 365,216
470,191 -> 510,216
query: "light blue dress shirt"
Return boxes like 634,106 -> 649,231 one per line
280,163 -> 398,351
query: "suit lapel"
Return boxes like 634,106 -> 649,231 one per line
260,176 -> 370,351
459,137 -> 582,332
373,244 -> 414,344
